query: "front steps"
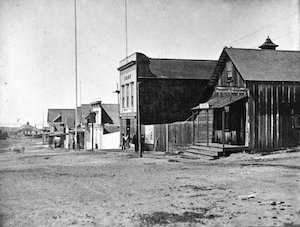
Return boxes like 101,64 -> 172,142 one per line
184,143 -> 249,159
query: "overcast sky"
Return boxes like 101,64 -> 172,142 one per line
0,0 -> 299,127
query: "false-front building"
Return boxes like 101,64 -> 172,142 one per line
118,52 -> 217,146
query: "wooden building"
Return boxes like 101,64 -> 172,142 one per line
118,52 -> 217,148
192,37 -> 300,153
47,109 -> 75,148
85,101 -> 119,150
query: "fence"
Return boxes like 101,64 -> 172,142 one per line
150,121 -> 193,152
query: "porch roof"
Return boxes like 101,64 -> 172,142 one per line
192,95 -> 247,110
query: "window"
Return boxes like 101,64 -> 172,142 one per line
121,85 -> 125,108
130,82 -> 134,107
126,84 -> 129,107
226,61 -> 233,85
292,109 -> 300,128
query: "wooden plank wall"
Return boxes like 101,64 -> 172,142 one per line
194,110 -> 213,143
151,121 -> 193,152
149,110 -> 214,151
248,81 -> 300,151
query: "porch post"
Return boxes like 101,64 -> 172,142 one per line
245,101 -> 249,147
206,109 -> 209,146
91,123 -> 94,152
192,112 -> 195,144
197,110 -> 200,142
222,108 -> 225,152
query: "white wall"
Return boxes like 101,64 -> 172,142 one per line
102,131 -> 120,149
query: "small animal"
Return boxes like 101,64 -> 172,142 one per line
9,146 -> 25,153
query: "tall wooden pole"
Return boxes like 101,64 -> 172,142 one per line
124,0 -> 128,58
74,0 -> 78,151
137,82 -> 142,157
114,83 -> 121,147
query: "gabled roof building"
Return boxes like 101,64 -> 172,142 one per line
192,37 -> 300,152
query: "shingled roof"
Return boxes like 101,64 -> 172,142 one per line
77,104 -> 93,124
148,58 -> 217,80
225,48 -> 300,82
47,109 -> 75,129
101,104 -> 119,126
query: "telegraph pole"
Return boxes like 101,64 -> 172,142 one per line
125,0 -> 128,58
137,82 -> 142,157
74,0 -> 78,151
113,83 -> 121,147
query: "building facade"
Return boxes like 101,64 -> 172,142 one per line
118,53 -> 217,149
192,37 -> 300,151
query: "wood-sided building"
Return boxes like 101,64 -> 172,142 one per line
192,37 -> 300,152
118,52 -> 217,149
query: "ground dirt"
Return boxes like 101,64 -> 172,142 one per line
0,137 -> 300,227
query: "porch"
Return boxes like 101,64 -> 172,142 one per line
188,92 -> 249,158
185,142 -> 250,159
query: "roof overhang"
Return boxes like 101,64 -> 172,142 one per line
192,95 -> 247,110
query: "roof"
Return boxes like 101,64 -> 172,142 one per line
192,95 -> 247,110
148,58 -> 217,80
259,37 -> 278,50
17,123 -> 41,132
47,109 -> 75,128
101,104 -> 119,126
77,104 -> 93,124
225,48 -> 300,82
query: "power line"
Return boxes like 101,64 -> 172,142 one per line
227,14 -> 294,46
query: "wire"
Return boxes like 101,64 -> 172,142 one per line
228,14 -> 294,46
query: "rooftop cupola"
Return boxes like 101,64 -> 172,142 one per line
259,36 -> 278,50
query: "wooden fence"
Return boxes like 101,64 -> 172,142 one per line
149,121 -> 194,152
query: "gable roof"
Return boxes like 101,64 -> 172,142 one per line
47,109 -> 75,128
17,123 -> 40,132
77,104 -> 93,124
225,48 -> 300,82
148,58 -> 217,80
101,104 -> 119,126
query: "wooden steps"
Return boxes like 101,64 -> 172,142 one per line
184,143 -> 249,159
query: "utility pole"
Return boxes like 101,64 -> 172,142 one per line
113,83 -> 121,147
124,0 -> 128,58
74,0 -> 78,151
137,82 -> 142,157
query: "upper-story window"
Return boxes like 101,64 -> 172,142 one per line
130,82 -> 134,107
226,61 -> 233,86
121,85 -> 125,108
126,84 -> 129,107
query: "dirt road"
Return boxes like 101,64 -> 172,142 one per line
0,138 -> 299,226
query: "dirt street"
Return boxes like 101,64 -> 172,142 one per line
0,138 -> 299,227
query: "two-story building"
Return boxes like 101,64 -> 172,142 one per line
191,37 -> 300,154
118,53 -> 217,149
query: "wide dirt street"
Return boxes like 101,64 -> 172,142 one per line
0,138 -> 299,227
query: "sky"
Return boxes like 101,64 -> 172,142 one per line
0,0 -> 299,128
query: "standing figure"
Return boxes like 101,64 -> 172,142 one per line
121,133 -> 126,150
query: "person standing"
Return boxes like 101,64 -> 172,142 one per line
121,133 -> 126,150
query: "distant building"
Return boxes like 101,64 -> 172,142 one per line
17,122 -> 41,136
192,37 -> 300,152
118,52 -> 217,149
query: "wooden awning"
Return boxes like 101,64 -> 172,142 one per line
192,95 -> 247,110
